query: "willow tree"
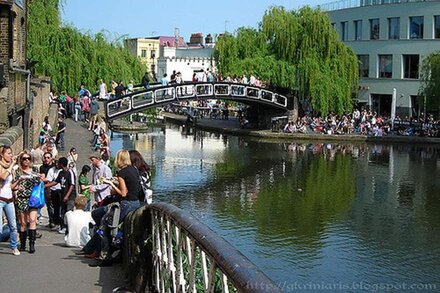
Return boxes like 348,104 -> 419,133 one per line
28,0 -> 147,95
215,6 -> 358,115
419,52 -> 440,109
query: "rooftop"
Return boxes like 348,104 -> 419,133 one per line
318,0 -> 437,11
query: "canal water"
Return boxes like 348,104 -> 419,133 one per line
110,123 -> 440,290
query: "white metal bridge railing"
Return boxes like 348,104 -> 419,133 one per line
105,82 -> 288,121
123,203 -> 281,293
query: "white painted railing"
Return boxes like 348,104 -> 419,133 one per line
105,82 -> 288,121
124,203 -> 280,293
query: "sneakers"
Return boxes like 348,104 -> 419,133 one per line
58,228 -> 66,234
12,248 -> 20,256
51,225 -> 60,231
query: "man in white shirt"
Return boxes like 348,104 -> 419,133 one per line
64,196 -> 93,247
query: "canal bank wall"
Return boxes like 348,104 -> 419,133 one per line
160,112 -> 440,145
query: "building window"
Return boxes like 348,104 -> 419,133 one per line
388,17 -> 400,39
403,55 -> 419,79
151,50 -> 156,59
379,55 -> 392,78
434,16 -> 440,38
341,21 -> 348,41
409,16 -> 424,39
354,20 -> 362,40
141,49 -> 147,58
370,18 -> 380,40
358,55 -> 369,78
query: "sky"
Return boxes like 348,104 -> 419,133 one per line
61,0 -> 330,41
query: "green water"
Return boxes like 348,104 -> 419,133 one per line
111,124 -> 440,291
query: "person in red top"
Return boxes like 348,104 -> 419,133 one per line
81,92 -> 91,122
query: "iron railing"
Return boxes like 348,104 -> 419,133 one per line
105,82 -> 289,121
123,203 -> 281,293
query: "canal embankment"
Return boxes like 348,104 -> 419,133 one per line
160,112 -> 440,145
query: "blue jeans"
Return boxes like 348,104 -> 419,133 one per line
57,132 -> 65,151
0,200 -> 18,249
119,200 -> 140,222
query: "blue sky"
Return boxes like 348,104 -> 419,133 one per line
61,0 -> 329,41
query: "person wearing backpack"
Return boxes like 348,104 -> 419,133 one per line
89,98 -> 100,131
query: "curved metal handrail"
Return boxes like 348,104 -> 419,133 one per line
124,202 -> 281,293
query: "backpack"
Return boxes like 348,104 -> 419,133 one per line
139,172 -> 152,204
97,202 -> 121,259
90,100 -> 100,115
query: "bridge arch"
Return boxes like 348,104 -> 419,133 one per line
104,82 -> 292,121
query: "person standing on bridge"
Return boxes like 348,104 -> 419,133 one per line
161,74 -> 168,97
115,81 -> 125,99
110,80 -> 117,100
0,146 -> 20,255
141,72 -> 150,89
98,79 -> 107,100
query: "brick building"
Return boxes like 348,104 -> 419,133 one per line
0,0 -> 52,151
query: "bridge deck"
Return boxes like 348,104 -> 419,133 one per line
0,119 -> 125,293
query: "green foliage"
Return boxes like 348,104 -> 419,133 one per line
28,0 -> 147,95
215,6 -> 358,115
419,52 -> 440,109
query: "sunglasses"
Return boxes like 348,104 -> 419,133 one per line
21,157 -> 31,161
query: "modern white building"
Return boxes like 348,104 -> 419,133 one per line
157,47 -> 216,82
325,0 -> 440,117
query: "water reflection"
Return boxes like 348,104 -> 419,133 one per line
110,125 -> 440,285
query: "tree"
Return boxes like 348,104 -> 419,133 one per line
27,0 -> 147,95
215,6 -> 358,115
419,52 -> 440,109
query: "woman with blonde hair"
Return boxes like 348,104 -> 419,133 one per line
13,150 -> 41,253
0,145 -> 21,255
106,149 -> 141,221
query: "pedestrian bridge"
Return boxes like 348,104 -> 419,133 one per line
105,82 -> 291,121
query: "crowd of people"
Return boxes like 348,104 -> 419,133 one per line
1,84 -> 152,265
282,109 -> 440,137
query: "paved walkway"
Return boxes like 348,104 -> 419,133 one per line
0,118 -> 126,293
